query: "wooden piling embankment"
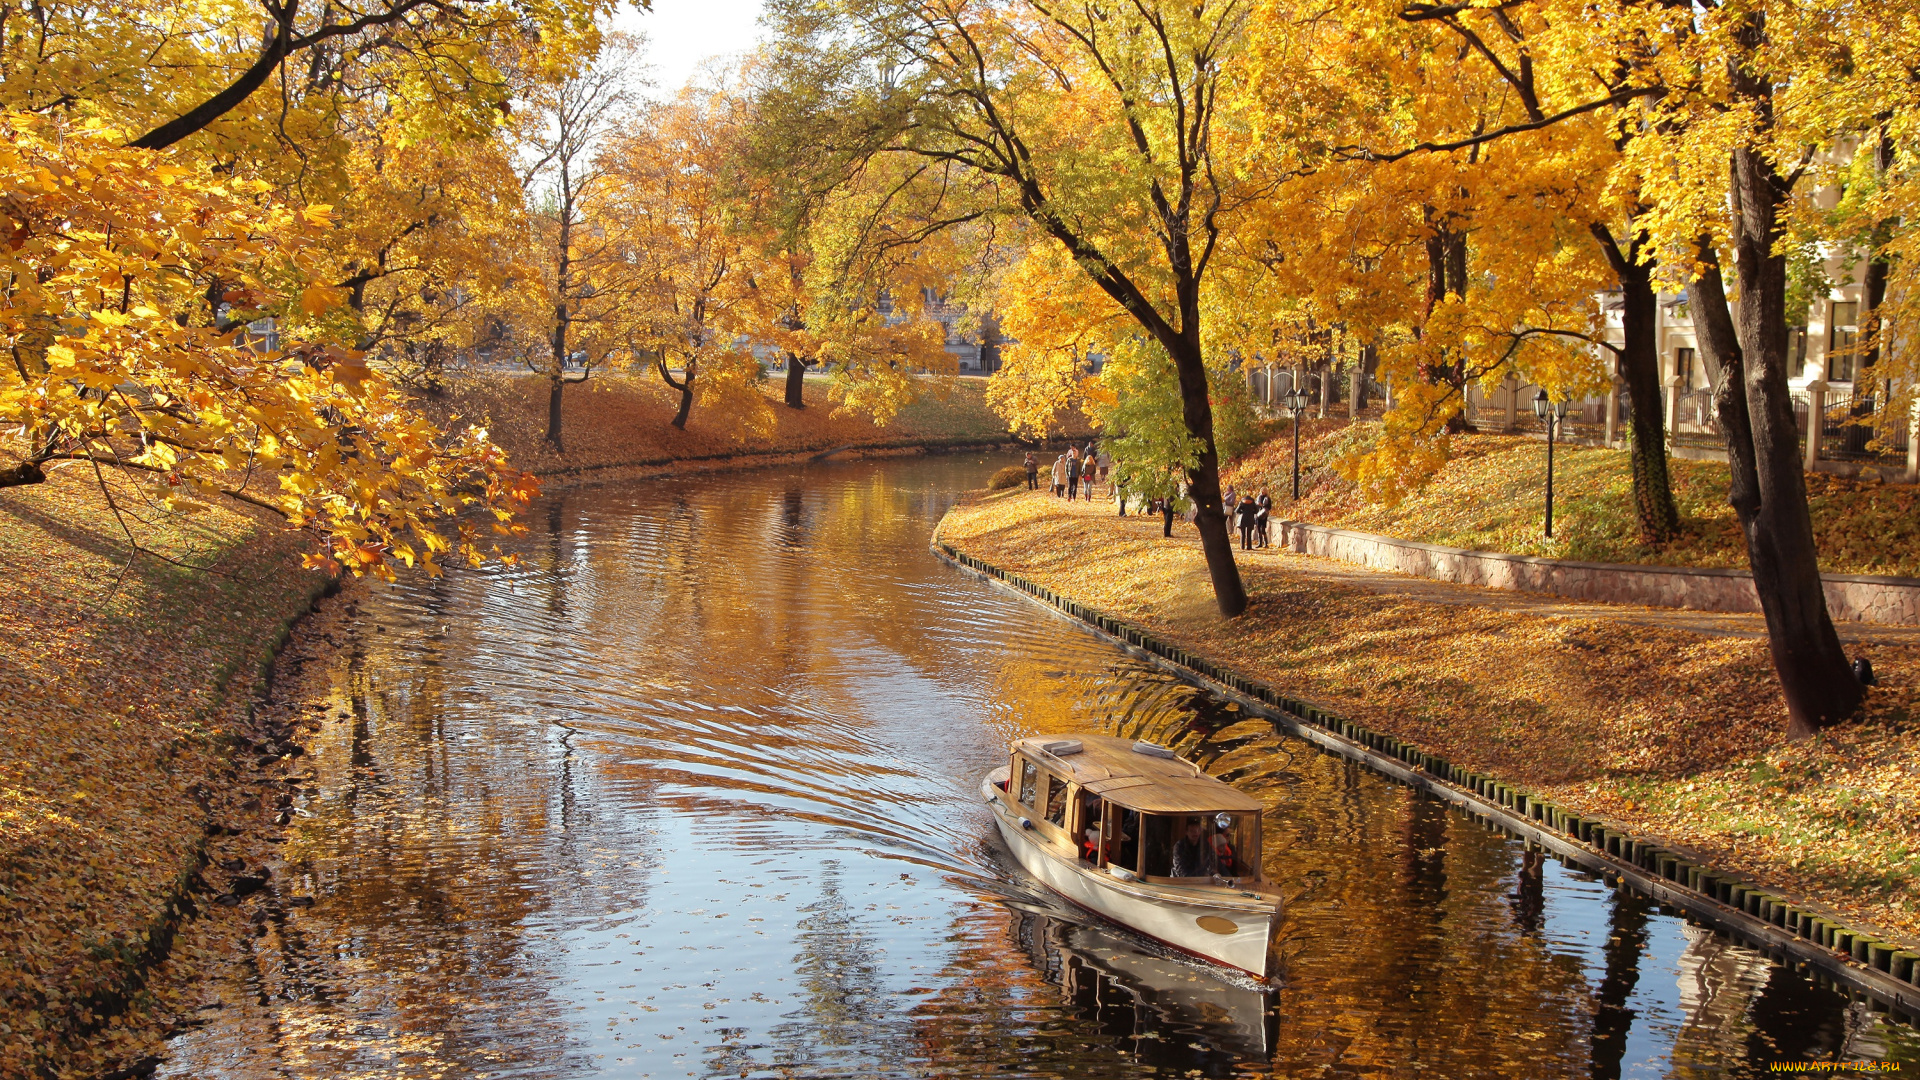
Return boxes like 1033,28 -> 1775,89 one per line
932,540 -> 1920,1023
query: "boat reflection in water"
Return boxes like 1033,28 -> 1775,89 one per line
1009,904 -> 1280,1063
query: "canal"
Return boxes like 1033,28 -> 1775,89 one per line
159,453 -> 1919,1078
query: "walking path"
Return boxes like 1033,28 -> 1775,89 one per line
1083,493 -> 1920,645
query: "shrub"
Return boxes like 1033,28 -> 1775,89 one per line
989,465 -> 1028,491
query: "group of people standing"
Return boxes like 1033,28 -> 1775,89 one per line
1025,443 -> 1110,501
1224,485 -> 1274,551
1020,446 -> 1273,552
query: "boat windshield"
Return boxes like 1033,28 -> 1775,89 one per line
1044,775 -> 1070,827
1017,758 -> 1039,808
1137,811 -> 1259,880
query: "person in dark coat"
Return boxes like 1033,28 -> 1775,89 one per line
1255,488 -> 1273,547
1066,451 -> 1082,501
1234,494 -> 1259,550
1024,452 -> 1039,490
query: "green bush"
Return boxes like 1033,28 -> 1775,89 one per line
989,465 -> 1028,491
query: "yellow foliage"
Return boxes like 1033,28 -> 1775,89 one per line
0,114 -> 535,578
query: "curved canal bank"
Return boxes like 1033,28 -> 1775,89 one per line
0,437 -> 1044,1077
151,454 -> 1916,1077
935,489 -> 1920,999
931,545 -> 1920,1020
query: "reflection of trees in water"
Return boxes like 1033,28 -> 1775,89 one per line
1588,886 -> 1651,1079
1510,847 -> 1545,935
765,861 -> 908,1071
1249,732 -> 1596,1076
215,563 -> 651,1078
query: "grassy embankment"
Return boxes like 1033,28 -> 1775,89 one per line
434,372 -> 1076,484
939,486 -> 1920,945
0,374 -> 1035,1077
1226,420 -> 1920,577
0,465 -> 325,1079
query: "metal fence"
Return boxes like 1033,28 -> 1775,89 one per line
1822,387 -> 1910,464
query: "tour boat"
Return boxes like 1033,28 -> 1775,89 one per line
982,733 -> 1282,979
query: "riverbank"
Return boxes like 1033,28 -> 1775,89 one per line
0,464 -> 334,1079
1228,422 -> 1920,577
936,488 -> 1920,946
0,375 -> 1042,1077
429,373 -> 1079,487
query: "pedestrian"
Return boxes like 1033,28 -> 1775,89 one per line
1024,451 -> 1039,491
1115,471 -> 1130,516
1160,496 -> 1175,538
1066,449 -> 1082,501
1222,484 -> 1236,516
1081,462 -> 1095,500
1255,488 -> 1272,547
1051,453 -> 1068,496
1097,449 -> 1112,492
1235,493 -> 1259,550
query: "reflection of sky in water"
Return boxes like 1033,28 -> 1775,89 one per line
158,454 -> 1918,1080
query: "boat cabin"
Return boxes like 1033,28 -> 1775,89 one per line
1001,734 -> 1264,885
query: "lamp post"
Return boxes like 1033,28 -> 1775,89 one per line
1533,388 -> 1571,537
1283,386 -> 1312,500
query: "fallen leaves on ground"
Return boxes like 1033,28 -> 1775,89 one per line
0,462 -> 326,1079
1227,422 -> 1920,578
431,374 -> 1077,477
940,488 -> 1920,945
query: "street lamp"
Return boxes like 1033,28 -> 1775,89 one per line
1533,388 -> 1571,538
1282,386 -> 1313,500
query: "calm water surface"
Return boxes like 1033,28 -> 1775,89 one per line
160,454 -> 1919,1079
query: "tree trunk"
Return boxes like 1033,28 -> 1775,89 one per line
672,381 -> 694,429
545,376 -> 565,454
1422,216 -> 1471,433
660,356 -> 696,430
1853,131 -> 1894,441
0,461 -> 45,487
1168,333 -> 1248,617
1355,342 -> 1378,409
1612,256 -> 1681,542
1690,213 -> 1861,735
784,352 -> 807,409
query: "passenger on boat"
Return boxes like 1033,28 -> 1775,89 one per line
1082,799 -> 1132,864
1170,816 -> 1218,878
1210,827 -> 1237,876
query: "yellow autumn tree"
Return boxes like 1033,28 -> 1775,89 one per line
602,85 -> 780,437
0,115 -> 536,577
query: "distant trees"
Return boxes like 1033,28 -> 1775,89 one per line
16,0 -> 1920,727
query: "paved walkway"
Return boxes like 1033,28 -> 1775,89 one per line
1072,495 -> 1920,645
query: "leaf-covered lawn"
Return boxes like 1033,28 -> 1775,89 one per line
0,463 -> 324,1078
432,373 -> 1078,477
1225,422 -> 1920,577
939,488 -> 1920,946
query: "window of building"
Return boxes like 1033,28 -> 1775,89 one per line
1675,347 -> 1696,390
1830,301 -> 1859,383
1788,327 -> 1808,378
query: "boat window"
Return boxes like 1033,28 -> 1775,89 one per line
1138,814 -> 1176,877
1044,775 -> 1069,827
1017,758 -> 1039,808
1211,812 -> 1260,880
1138,813 -> 1243,879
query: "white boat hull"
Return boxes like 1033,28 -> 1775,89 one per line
981,773 -> 1279,978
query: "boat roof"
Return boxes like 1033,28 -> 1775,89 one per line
1012,734 -> 1264,814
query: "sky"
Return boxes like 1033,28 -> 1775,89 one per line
612,0 -> 769,98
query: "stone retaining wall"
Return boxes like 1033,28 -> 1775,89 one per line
1273,521 -> 1920,626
